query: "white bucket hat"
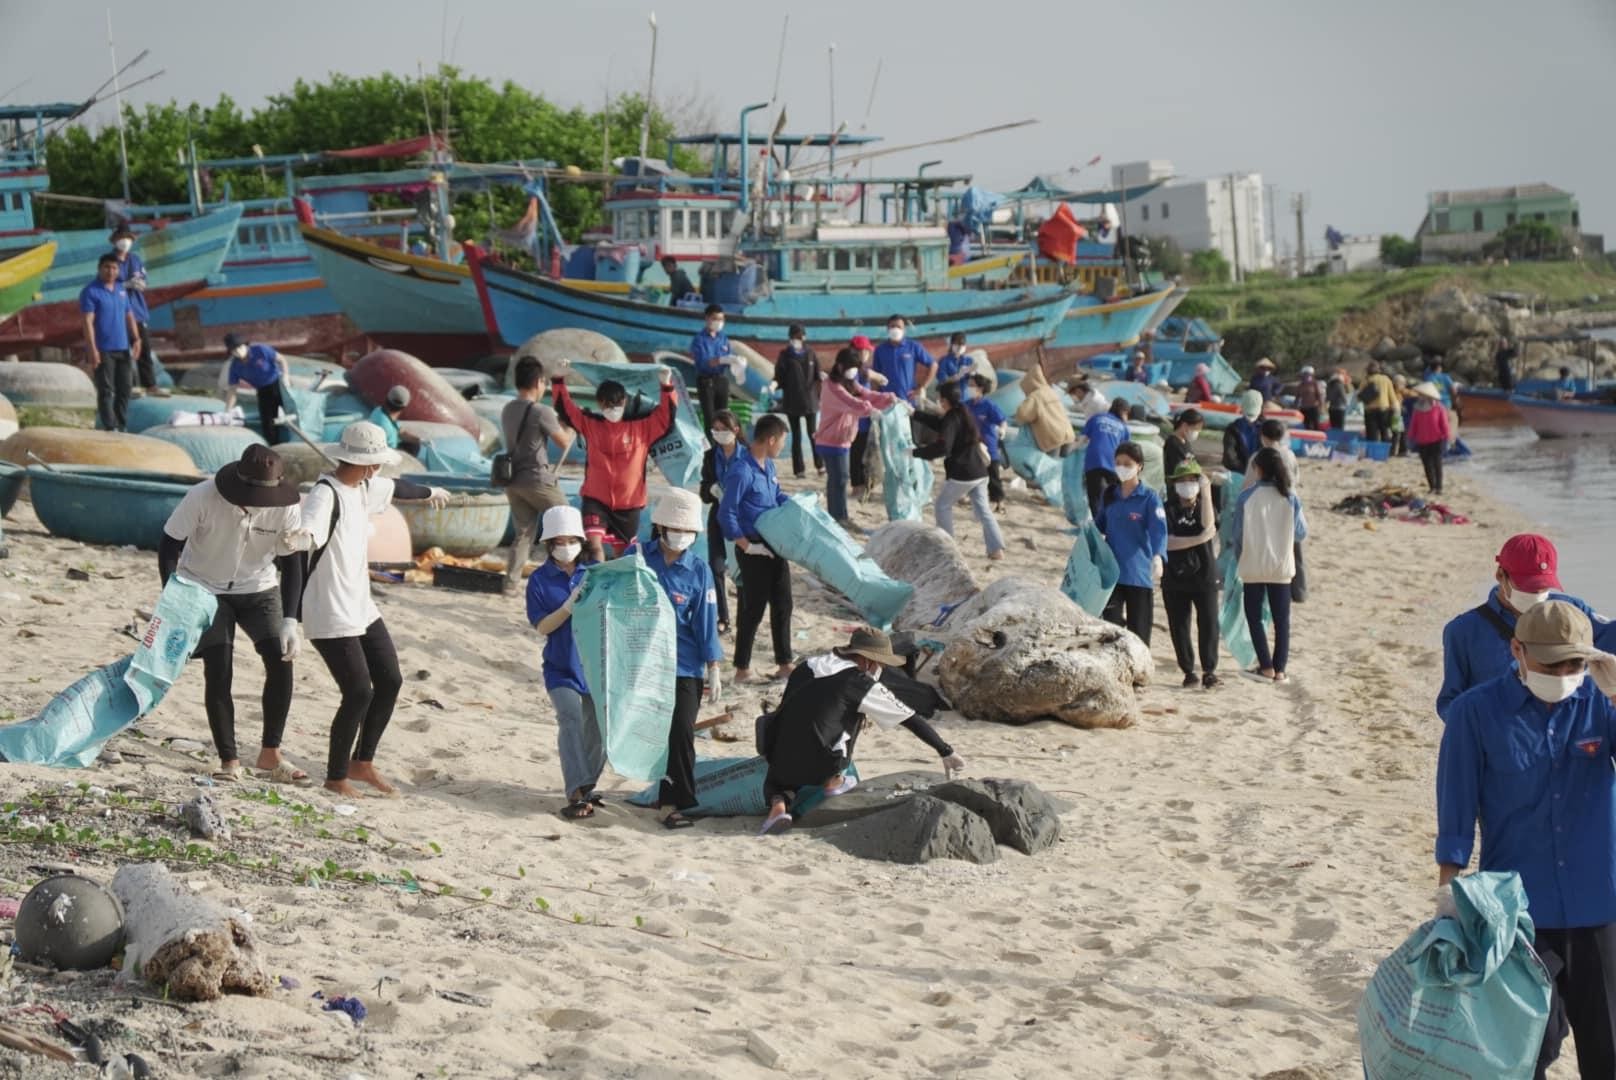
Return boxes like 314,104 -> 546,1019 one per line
329,420 -> 400,466
540,504 -> 585,542
650,488 -> 703,532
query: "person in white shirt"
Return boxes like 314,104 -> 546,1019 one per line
159,444 -> 309,781
296,422 -> 446,798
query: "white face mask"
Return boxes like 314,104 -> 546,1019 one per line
707,320 -> 724,333
711,429 -> 736,447
887,327 -> 905,343
1174,482 -> 1199,500
114,238 -> 133,254
551,542 -> 582,564
663,530 -> 696,552
602,406 -> 625,423
841,368 -> 859,381
232,345 -> 249,360
1522,668 -> 1584,704
789,338 -> 805,351
1115,463 -> 1139,482
1509,586 -> 1552,611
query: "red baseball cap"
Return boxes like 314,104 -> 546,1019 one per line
1496,533 -> 1560,592
849,335 -> 874,351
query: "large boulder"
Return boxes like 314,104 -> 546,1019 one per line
1412,286 -> 1498,355
823,794 -> 999,864
935,577 -> 1151,729
930,779 -> 1062,855
865,521 -> 980,629
506,329 -> 628,386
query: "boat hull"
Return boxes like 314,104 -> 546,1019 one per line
1457,386 -> 1522,426
34,205 -> 244,306
299,225 -> 491,364
145,252 -> 353,358
1022,289 -> 1174,378
27,465 -> 204,550
0,241 -> 57,322
470,250 -> 1076,365
0,281 -> 210,348
1509,395 -> 1616,439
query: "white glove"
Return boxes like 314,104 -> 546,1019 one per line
1151,556 -> 1164,585
739,540 -> 772,558
1590,651 -> 1616,701
709,483 -> 723,500
706,663 -> 722,706
561,584 -> 584,614
1434,886 -> 1458,921
726,356 -> 747,381
276,528 -> 314,556
278,618 -> 301,662
425,487 -> 451,509
867,370 -> 889,388
942,752 -> 965,778
767,380 -> 779,393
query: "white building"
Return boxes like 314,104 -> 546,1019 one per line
1112,161 -> 1273,276
1325,234 -> 1383,274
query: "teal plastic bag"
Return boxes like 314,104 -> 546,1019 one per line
415,438 -> 492,477
570,360 -> 706,489
876,402 -> 932,523
1060,446 -> 1090,527
1060,522 -> 1120,617
1359,871 -> 1551,1079
627,756 -> 858,817
1217,473 -> 1261,670
570,552 -> 678,783
1004,426 -> 1062,507
0,657 -> 141,768
126,576 -> 218,715
755,493 -> 913,629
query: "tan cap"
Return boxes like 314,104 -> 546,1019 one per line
1515,600 -> 1595,664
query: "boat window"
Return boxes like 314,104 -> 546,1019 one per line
1472,210 -> 1484,232
853,248 -> 872,270
251,225 -> 269,247
1141,204 -> 1150,222
668,209 -> 685,238
833,248 -> 851,271
237,227 -> 253,246
1435,211 -> 1449,232
620,212 -> 639,240
689,210 -> 704,239
875,248 -> 896,270
1161,202 -> 1170,220
720,211 -> 735,236
901,245 -> 919,272
815,249 -> 830,271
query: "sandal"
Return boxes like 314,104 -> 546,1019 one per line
560,801 -> 595,820
661,813 -> 694,830
260,762 -> 311,785
758,808 -> 794,836
210,766 -> 242,783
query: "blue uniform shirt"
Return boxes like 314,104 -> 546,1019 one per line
1249,372 -> 1282,401
1082,412 -> 1129,474
525,558 -> 596,694
367,406 -> 401,448
689,329 -> 733,378
1424,371 -> 1456,408
78,280 -> 131,352
227,344 -> 283,389
934,349 -> 973,387
642,543 -> 722,678
114,251 -> 149,323
1437,673 -> 1616,930
965,397 -> 1007,460
872,338 -> 934,401
1437,588 -> 1602,722
718,450 -> 789,542
1096,484 -> 1168,589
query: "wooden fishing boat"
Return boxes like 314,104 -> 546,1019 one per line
1509,394 -> 1616,439
0,240 -> 56,322
1456,386 -> 1522,425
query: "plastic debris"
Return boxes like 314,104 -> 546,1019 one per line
279,974 -> 301,990
314,991 -> 368,1024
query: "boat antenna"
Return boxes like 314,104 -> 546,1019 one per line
106,8 -> 133,204
637,12 -> 658,161
417,61 -> 438,153
827,43 -> 837,134
770,14 -> 789,104
860,58 -> 882,133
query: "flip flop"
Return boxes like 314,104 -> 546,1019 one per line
584,793 -> 606,807
758,810 -> 794,837
260,762 -> 311,785
661,813 -> 694,830
823,775 -> 858,798
560,801 -> 595,820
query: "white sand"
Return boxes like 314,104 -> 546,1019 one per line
0,449 -> 1559,1078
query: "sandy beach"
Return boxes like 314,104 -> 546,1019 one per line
0,447 -> 1560,1079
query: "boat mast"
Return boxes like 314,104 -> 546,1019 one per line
106,9 -> 132,205
637,13 -> 658,161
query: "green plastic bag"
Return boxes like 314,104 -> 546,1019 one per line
570,360 -> 706,489
876,402 -> 932,523
570,552 -> 678,783
1359,871 -> 1551,1079
755,493 -> 913,629
1060,522 -> 1120,617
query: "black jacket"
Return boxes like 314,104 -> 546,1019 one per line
774,346 -> 822,415
1162,488 -> 1219,593
912,408 -> 987,482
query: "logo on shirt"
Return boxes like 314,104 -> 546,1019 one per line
1578,738 -> 1604,757
671,591 -> 688,606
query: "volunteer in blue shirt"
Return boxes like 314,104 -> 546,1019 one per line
872,314 -> 934,403
1555,366 -> 1577,401
719,413 -> 794,685
1421,356 -> 1456,410
79,254 -> 142,432
642,489 -> 723,830
1436,533 -> 1608,722
699,409 -> 746,634
109,226 -> 157,391
933,332 -> 974,391
367,386 -> 411,450
688,303 -> 733,429
1095,441 -> 1168,644
1435,600 -> 1616,1078
965,373 -> 1008,510
217,332 -> 290,445
1082,397 -> 1132,522
525,505 -> 603,821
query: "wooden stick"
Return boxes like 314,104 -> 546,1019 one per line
0,1022 -> 77,1064
693,711 -> 734,732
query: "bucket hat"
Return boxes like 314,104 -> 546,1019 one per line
328,421 -> 399,467
215,445 -> 300,508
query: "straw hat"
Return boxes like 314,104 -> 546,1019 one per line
328,421 -> 400,467
1412,381 -> 1442,400
1254,358 -> 1275,370
835,627 -> 904,668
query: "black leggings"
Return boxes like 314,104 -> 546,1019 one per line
198,638 -> 292,764
659,676 -> 704,811
256,382 -> 286,446
735,549 -> 793,670
784,411 -> 820,475
696,374 -> 729,432
986,460 -> 1005,505
310,618 -> 403,781
849,426 -> 871,489
706,504 -> 730,628
1103,584 -> 1154,645
1163,588 -> 1219,675
1418,441 -> 1444,493
1084,468 -> 1117,524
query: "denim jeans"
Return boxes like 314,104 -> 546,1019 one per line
822,451 -> 850,522
1242,582 -> 1293,674
935,477 -> 1004,555
548,686 -> 603,798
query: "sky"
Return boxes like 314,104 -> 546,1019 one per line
3,0 -> 1614,253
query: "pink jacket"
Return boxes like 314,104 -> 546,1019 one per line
814,379 -> 897,450
1407,402 -> 1452,448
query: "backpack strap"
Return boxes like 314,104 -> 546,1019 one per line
304,478 -> 344,584
1472,601 -> 1514,643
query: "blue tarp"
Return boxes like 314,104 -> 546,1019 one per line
1004,426 -> 1062,507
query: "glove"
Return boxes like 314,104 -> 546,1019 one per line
276,528 -> 314,556
867,370 -> 888,387
1151,556 -> 1164,585
709,483 -> 723,500
942,752 -> 965,778
425,487 -> 451,509
706,663 -> 722,706
1590,651 -> 1616,700
1434,885 -> 1458,921
278,618 -> 301,662
561,583 -> 585,614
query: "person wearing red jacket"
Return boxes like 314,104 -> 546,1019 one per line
1407,381 -> 1454,495
550,372 -> 677,560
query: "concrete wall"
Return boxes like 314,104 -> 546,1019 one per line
1120,171 -> 1272,273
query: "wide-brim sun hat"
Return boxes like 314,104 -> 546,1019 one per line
327,420 -> 400,467
1413,381 -> 1442,400
540,504 -> 585,542
834,627 -> 905,668
650,488 -> 703,532
215,444 -> 301,508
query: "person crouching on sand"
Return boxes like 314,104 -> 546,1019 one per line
296,422 -> 448,797
758,628 -> 965,836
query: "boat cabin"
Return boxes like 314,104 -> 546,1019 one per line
0,103 -> 84,237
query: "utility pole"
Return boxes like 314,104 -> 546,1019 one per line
1266,183 -> 1279,269
1291,192 -> 1309,277
1226,174 -> 1242,284
637,13 -> 658,162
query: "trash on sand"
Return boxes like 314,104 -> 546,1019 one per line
315,992 -> 368,1024
434,988 -> 492,1008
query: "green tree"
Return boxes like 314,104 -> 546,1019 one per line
1186,248 -> 1231,285
1145,236 -> 1184,277
1483,221 -> 1570,261
1379,233 -> 1420,268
